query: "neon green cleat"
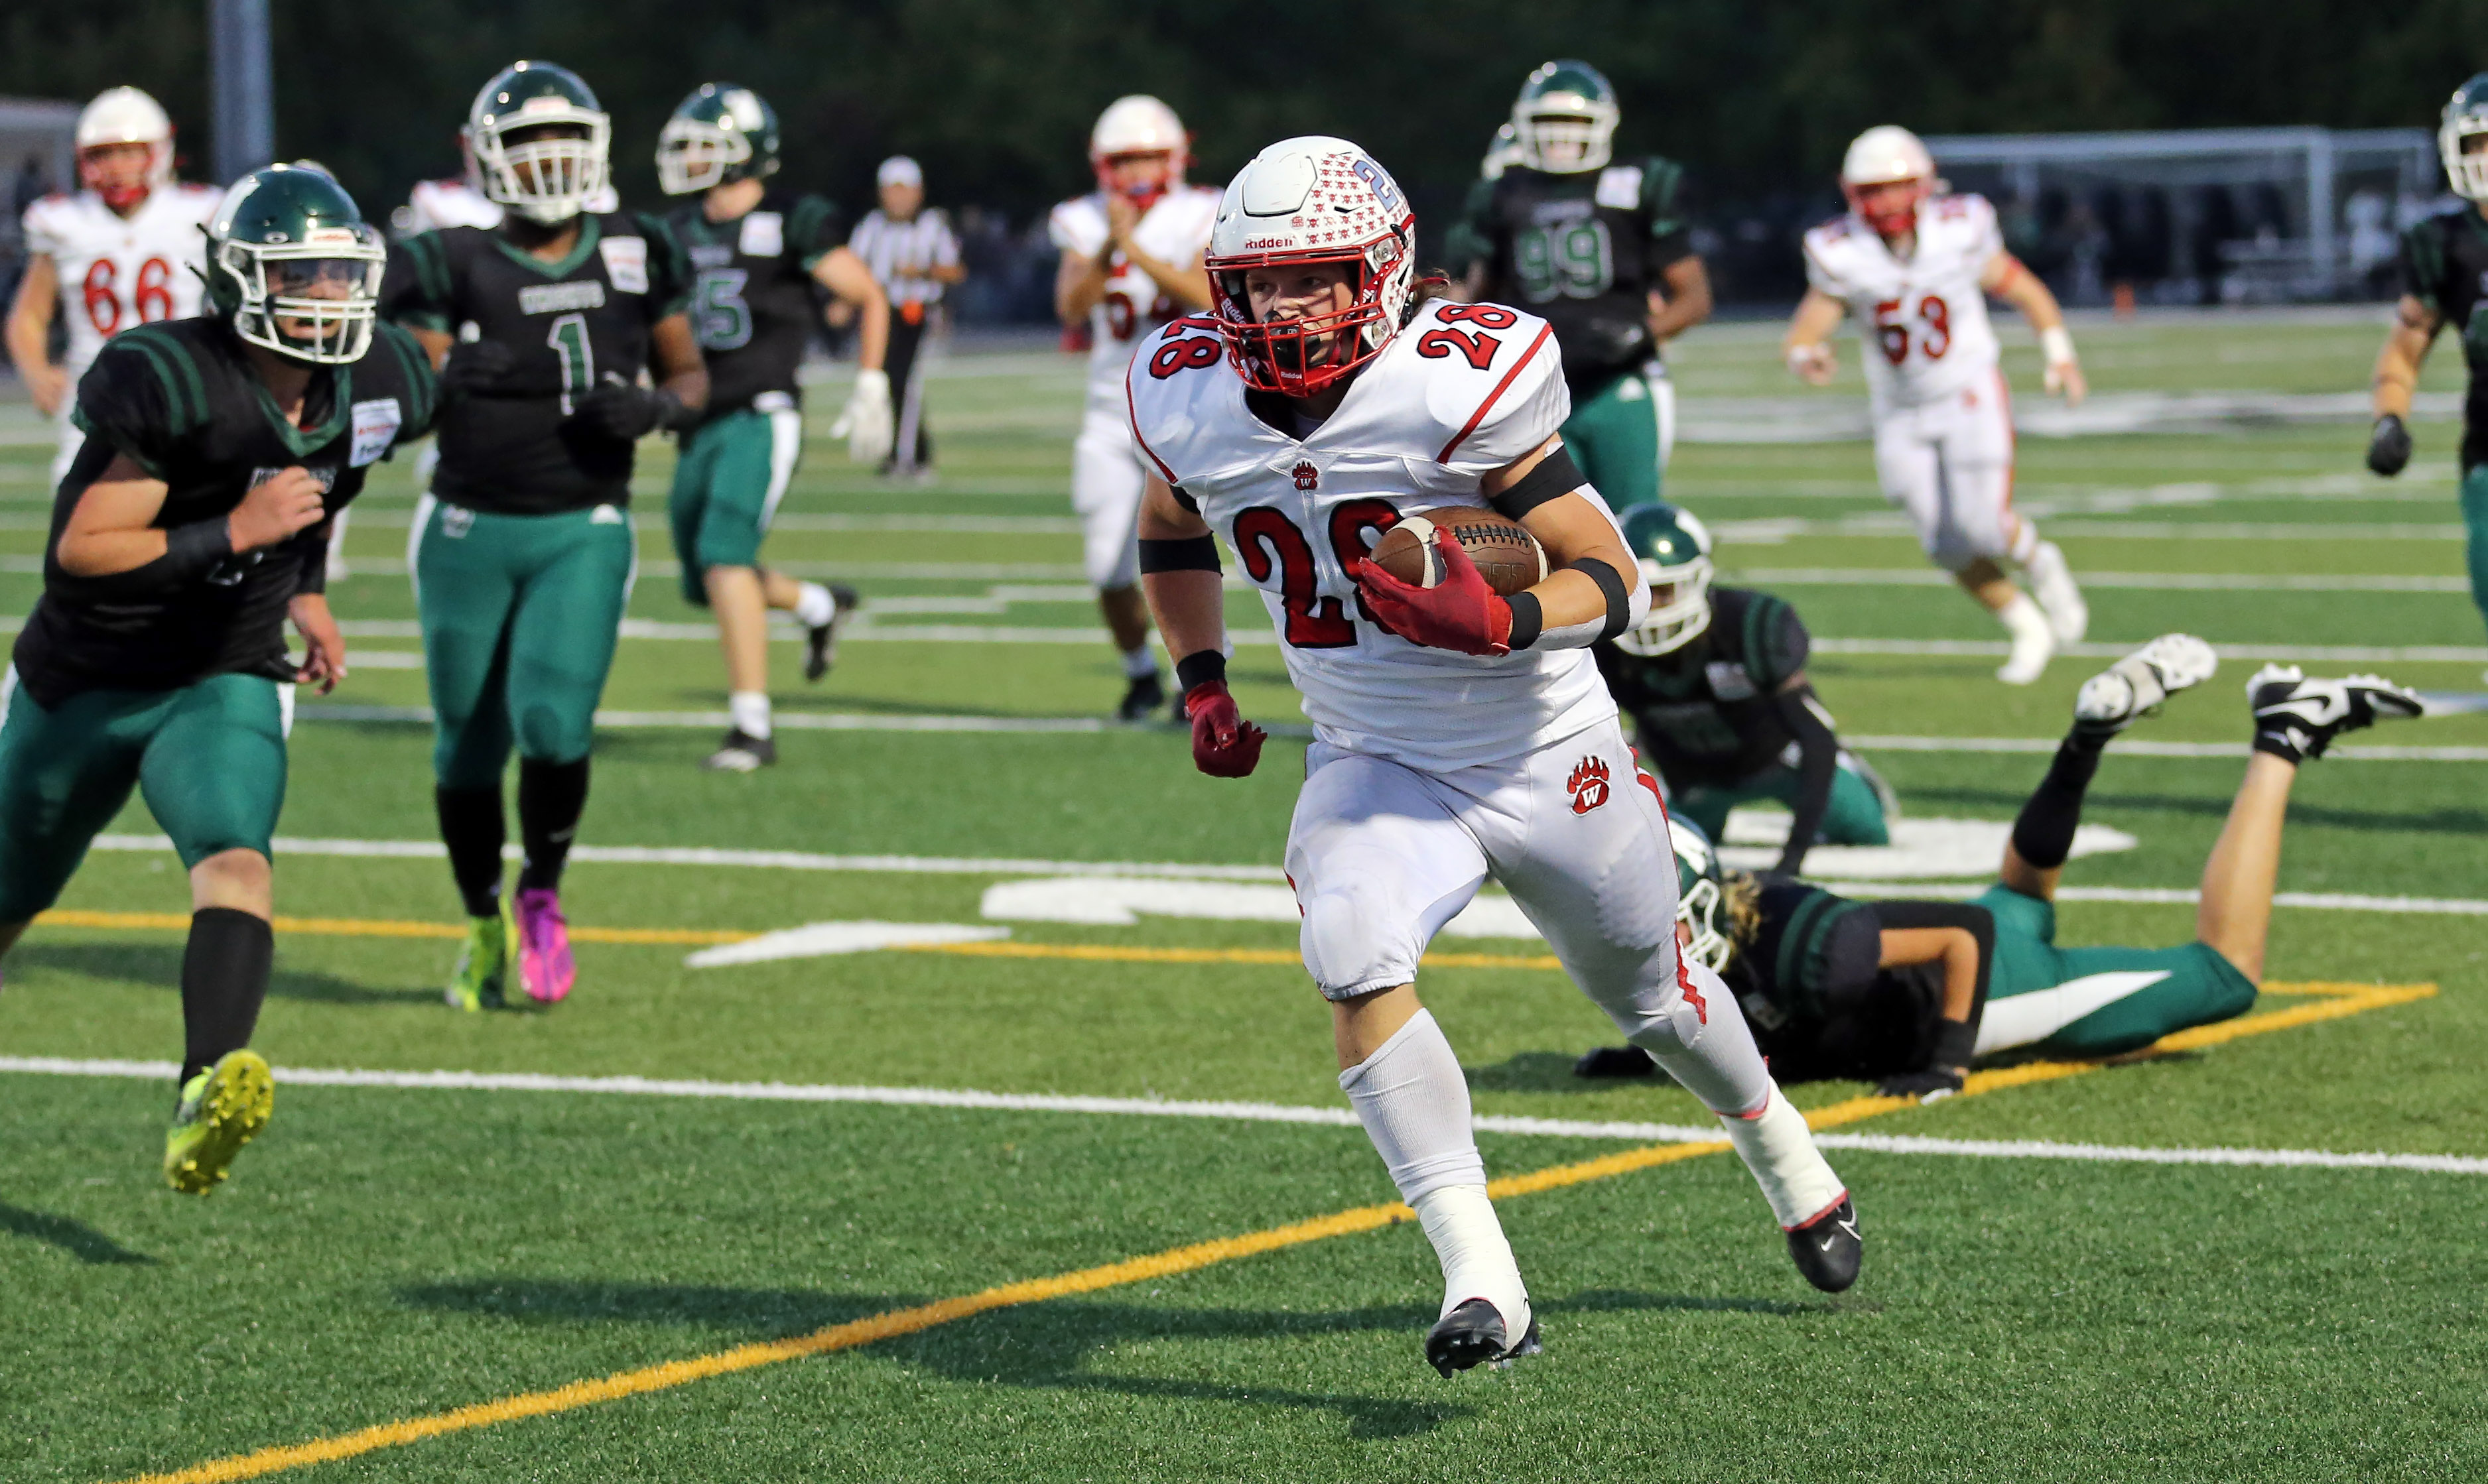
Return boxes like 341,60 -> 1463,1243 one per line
445,903 -> 515,1011
163,1050 -> 273,1195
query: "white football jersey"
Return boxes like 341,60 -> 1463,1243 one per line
401,178 -> 504,234
1802,192 -> 2004,410
1049,185 -> 1220,407
1128,300 -> 1621,772
21,184 -> 220,383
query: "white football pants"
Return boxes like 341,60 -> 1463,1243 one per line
1871,367 -> 2033,574
1287,716 -> 1770,1115
1071,402 -> 1147,591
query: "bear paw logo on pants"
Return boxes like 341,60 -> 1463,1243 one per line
1567,756 -> 1611,814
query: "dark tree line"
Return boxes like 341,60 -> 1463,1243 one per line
3,0 -> 2483,232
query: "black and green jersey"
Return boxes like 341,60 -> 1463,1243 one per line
2397,205 -> 2488,470
1449,156 -> 1695,395
13,318 -> 438,707
1727,878 -> 1941,1082
665,188 -> 841,420
381,213 -> 692,514
1597,587 -> 1808,788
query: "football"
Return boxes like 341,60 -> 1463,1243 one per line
1367,507 -> 1549,597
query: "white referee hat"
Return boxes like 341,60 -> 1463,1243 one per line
876,155 -> 923,189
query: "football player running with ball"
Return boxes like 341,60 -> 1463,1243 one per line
657,82 -> 890,772
2369,74 -> 2488,663
1583,639 -> 2422,1097
1596,505 -> 1893,876
1448,60 -> 1711,514
1785,127 -> 2089,685
5,87 -> 222,492
383,62 -> 706,1010
1049,96 -> 1220,720
1132,137 -> 1859,1377
0,166 -> 432,1191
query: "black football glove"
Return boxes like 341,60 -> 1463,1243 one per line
2367,413 -> 2412,477
571,373 -> 694,441
438,339 -> 517,399
1875,1066 -> 1965,1101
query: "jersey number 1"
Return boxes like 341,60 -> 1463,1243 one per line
547,312 -> 594,416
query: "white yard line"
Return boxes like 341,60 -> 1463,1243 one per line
4,1057 -> 2478,1176
1739,568 -> 2473,593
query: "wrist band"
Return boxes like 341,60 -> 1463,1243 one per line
1566,556 -> 1632,641
2040,326 -> 2076,365
164,517 -> 237,579
1504,592 -> 1543,651
1175,649 -> 1227,695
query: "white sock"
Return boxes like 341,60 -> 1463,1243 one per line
793,582 -> 837,629
730,690 -> 772,741
1120,645 -> 1160,680
1997,591 -> 2049,641
1339,1010 -> 1527,1332
1413,1185 -> 1530,1330
1717,1083 -> 1847,1229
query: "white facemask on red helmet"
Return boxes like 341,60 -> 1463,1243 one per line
1089,95 -> 1188,212
75,86 -> 175,213
1204,136 -> 1416,397
1840,124 -> 1936,239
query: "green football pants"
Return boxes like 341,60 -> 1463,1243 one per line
1672,755 -> 1892,850
0,670 -> 289,921
1971,885 -> 2258,1058
1560,365 -> 1674,514
413,497 -> 634,789
2461,464 -> 2488,635
669,400 -> 803,607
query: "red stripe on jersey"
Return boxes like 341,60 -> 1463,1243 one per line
1125,363 -> 1180,484
1435,322 -> 1553,465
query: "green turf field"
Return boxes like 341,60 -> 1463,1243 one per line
4,312 -> 2485,1483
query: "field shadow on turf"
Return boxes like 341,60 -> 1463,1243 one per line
7,942 -> 432,1005
0,1202 -> 156,1265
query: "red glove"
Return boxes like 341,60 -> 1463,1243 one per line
1184,680 -> 1266,778
1355,528 -> 1514,656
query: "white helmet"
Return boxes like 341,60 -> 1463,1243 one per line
1204,136 -> 1416,397
1090,95 -> 1189,198
75,86 -> 174,210
1841,125 -> 1936,237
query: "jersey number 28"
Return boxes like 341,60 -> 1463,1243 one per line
1231,499 -> 1402,649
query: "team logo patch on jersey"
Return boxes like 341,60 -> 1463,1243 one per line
348,399 -> 402,467
1292,462 -> 1319,491
599,235 -> 649,294
1595,165 -> 1644,211
518,281 -> 606,316
1567,755 -> 1612,814
738,211 -> 784,259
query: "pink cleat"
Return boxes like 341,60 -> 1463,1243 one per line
514,888 -> 576,1003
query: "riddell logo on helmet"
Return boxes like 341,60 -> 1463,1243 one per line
1243,237 -> 1292,249
1567,757 -> 1611,814
1292,462 -> 1318,491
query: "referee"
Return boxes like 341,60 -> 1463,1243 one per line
848,156 -> 964,478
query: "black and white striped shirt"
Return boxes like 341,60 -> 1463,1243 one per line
848,208 -> 962,307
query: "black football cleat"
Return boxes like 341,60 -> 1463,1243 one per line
1116,670 -> 1167,722
1786,1198 -> 1861,1294
804,584 -> 860,682
703,729 -> 777,773
2247,664 -> 2421,763
1424,1298 -> 1541,1378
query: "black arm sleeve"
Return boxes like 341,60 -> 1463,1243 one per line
1486,444 -> 1585,521
1138,534 -> 1222,574
1872,900 -> 1996,1059
294,523 -> 330,596
1770,684 -> 1839,876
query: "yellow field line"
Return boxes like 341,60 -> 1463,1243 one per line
109,977 -> 2435,1484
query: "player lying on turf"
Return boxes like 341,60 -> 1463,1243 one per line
1784,126 -> 2088,686
1133,135 -> 1859,1379
384,61 -> 706,1011
657,82 -> 886,773
1596,503 -> 1894,877
0,166 -> 434,1192
1577,637 -> 2424,1096
2367,73 -> 2488,670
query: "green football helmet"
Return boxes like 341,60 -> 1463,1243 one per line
2442,73 -> 2488,202
1612,503 -> 1715,656
204,164 -> 387,365
466,60 -> 610,225
1513,59 -> 1620,174
657,82 -> 782,196
1669,816 -> 1733,973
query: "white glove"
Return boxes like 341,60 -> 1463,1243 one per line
1785,341 -> 1837,386
829,369 -> 894,465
